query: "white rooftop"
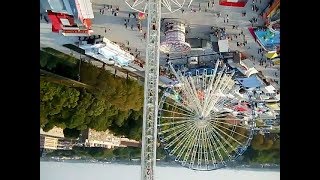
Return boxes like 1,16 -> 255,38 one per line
263,85 -> 276,94
77,0 -> 94,19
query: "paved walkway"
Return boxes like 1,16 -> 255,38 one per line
89,0 -> 279,88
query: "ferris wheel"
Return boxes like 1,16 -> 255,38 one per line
158,60 -> 254,170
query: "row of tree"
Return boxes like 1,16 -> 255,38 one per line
40,49 -> 144,140
242,133 -> 280,164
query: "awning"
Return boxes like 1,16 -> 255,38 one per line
265,51 -> 278,59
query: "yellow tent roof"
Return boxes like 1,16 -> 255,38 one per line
266,103 -> 280,111
265,52 -> 278,59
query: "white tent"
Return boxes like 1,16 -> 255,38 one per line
218,39 -> 229,53
263,85 -> 276,94
240,59 -> 259,77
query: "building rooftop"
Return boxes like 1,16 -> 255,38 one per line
40,126 -> 64,138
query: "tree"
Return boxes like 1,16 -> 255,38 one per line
40,55 -> 144,140
63,128 -> 80,139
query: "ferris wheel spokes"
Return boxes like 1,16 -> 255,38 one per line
159,108 -> 196,117
175,126 -> 198,162
207,124 -> 241,155
159,119 -> 194,127
126,0 -> 191,13
164,124 -> 195,151
158,60 -> 254,171
169,125 -> 198,156
163,100 -> 196,116
209,123 -> 248,145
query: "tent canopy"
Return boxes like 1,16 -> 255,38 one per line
265,51 -> 278,59
236,76 -> 263,89
218,39 -> 229,53
263,85 -> 276,94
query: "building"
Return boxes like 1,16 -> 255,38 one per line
83,129 -> 122,149
57,138 -> 74,150
249,0 -> 280,53
40,127 -> 74,150
81,129 -> 141,149
40,126 -> 64,138
41,0 -> 94,36
40,135 -> 59,150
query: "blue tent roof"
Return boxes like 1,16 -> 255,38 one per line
236,76 -> 263,89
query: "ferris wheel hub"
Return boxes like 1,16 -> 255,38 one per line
195,117 -> 209,129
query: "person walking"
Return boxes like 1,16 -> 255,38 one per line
131,24 -> 134,30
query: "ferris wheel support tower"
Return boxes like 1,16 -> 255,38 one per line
140,1 -> 161,180
125,1 -> 192,179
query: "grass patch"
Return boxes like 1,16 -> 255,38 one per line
40,69 -> 94,90
42,47 -> 78,64
40,50 -> 79,80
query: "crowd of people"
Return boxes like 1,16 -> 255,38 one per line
99,4 -> 120,16
96,3 -> 147,68
92,0 -> 278,83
